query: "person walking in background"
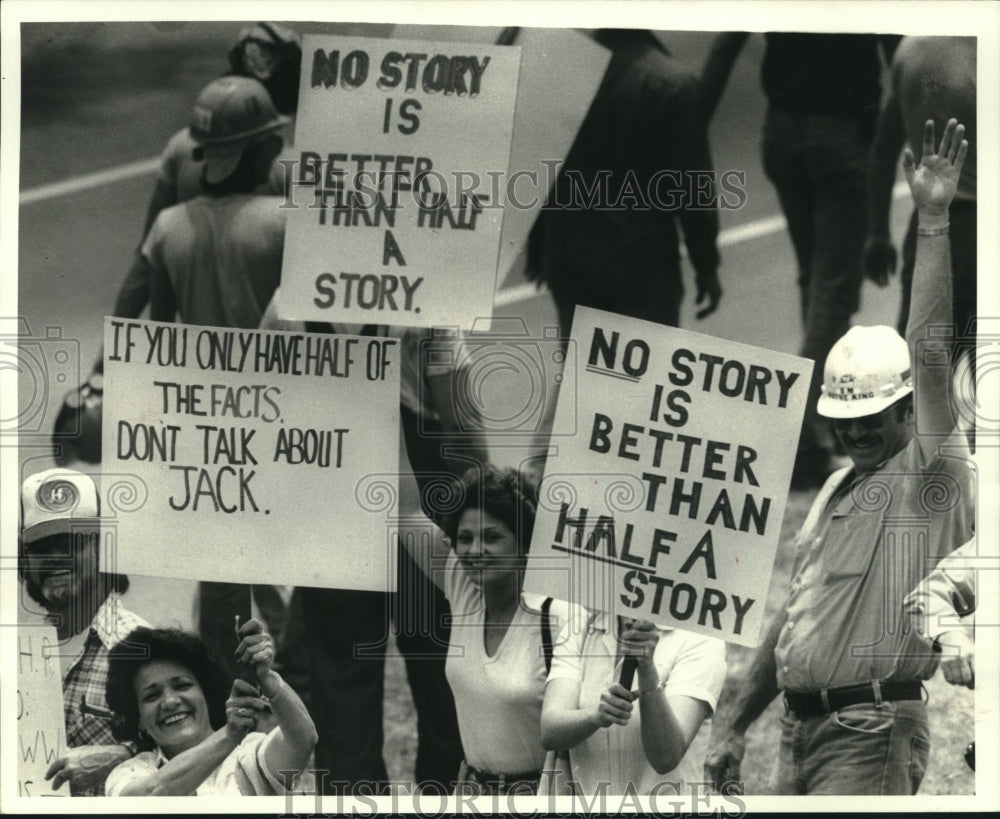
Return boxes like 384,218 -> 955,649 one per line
863,36 -> 977,342
528,28 -> 722,341
138,74 -> 291,681
700,32 -> 901,488
109,22 -> 301,322
704,119 -> 975,795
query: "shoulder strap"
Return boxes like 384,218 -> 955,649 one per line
541,597 -> 554,674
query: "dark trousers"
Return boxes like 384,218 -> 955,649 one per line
549,258 -> 684,342
278,409 -> 463,794
763,108 -> 870,455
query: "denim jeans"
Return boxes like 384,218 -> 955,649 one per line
762,108 -> 871,455
771,700 -> 930,795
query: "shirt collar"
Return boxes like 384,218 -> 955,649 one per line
91,592 -> 134,650
520,591 -> 550,614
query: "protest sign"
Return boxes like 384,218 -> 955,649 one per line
17,627 -> 69,798
101,318 -> 400,591
278,35 -> 521,329
523,307 -> 813,646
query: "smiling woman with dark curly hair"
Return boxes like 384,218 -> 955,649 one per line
103,620 -> 316,796
399,463 -> 578,795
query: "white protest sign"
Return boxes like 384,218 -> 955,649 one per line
523,307 -> 813,646
17,627 -> 69,798
278,36 -> 521,328
102,318 -> 400,591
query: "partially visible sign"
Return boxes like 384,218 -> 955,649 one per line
17,627 -> 69,797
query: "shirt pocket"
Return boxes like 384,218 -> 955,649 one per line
820,515 -> 875,580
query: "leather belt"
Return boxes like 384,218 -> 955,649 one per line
463,762 -> 542,794
784,681 -> 922,717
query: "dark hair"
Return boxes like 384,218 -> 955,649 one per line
106,627 -> 230,750
435,464 -> 539,555
17,532 -> 129,609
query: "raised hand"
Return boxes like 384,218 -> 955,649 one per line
234,617 -> 275,687
903,118 -> 967,222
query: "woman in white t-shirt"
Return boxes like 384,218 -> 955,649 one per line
402,464 -> 568,795
540,612 -> 726,795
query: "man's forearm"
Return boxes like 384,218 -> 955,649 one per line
714,615 -> 783,732
867,101 -> 905,238
699,32 -> 750,123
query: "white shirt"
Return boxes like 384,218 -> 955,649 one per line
105,730 -> 285,796
546,611 -> 726,795
443,550 -> 572,774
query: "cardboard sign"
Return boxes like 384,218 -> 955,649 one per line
523,307 -> 813,645
17,628 -> 69,798
102,318 -> 400,591
278,35 -> 521,328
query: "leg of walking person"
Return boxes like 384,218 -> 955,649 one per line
298,586 -> 390,794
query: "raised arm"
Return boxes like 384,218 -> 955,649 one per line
698,32 -> 750,125
396,513 -> 453,593
235,618 -> 317,783
904,118 -> 968,456
863,57 -> 906,286
108,685 -> 262,796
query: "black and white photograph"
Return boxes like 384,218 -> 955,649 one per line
2,1 -> 998,814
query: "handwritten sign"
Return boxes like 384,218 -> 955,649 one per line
278,35 -> 521,328
523,307 -> 813,645
102,318 -> 401,591
17,628 -> 69,798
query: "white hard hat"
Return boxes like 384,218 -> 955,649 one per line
817,325 -> 913,419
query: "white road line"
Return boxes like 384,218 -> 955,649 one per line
21,161 -> 910,307
19,157 -> 160,205
496,181 -> 911,307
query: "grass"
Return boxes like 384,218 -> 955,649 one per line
381,485 -> 975,794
